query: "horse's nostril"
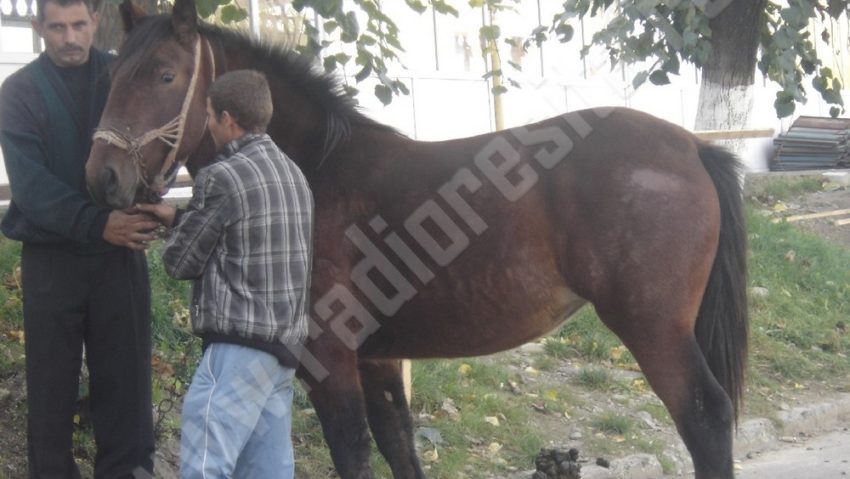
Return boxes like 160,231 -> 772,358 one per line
100,166 -> 119,196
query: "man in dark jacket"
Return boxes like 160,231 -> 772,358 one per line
0,0 -> 159,476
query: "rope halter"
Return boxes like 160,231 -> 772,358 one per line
93,36 -> 215,196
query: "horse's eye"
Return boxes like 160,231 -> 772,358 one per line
161,72 -> 175,83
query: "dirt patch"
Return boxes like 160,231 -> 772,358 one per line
0,368 -> 27,479
771,187 -> 850,250
746,171 -> 850,250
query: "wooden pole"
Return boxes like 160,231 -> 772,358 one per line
693,128 -> 774,141
773,208 -> 850,223
402,359 -> 412,405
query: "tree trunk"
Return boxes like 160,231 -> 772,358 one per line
93,0 -> 160,53
694,0 -> 766,146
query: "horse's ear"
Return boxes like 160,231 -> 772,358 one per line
171,0 -> 199,46
119,0 -> 146,33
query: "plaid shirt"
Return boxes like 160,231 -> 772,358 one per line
161,133 -> 313,346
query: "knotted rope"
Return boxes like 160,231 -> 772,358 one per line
93,35 -> 215,195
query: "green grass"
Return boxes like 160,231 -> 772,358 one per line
746,209 -> 850,386
408,358 -> 544,476
591,412 -> 634,435
576,367 -> 613,390
746,175 -> 823,201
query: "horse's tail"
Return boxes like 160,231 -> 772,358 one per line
695,143 -> 749,420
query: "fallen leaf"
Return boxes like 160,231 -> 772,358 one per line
609,346 -> 625,361
4,330 -> 24,344
422,448 -> 439,462
487,442 -> 502,456
438,398 -> 460,421
457,363 -> 472,377
484,416 -> 500,426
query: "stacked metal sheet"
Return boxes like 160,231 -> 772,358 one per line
771,116 -> 850,171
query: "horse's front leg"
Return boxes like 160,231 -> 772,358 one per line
360,359 -> 425,479
298,336 -> 374,479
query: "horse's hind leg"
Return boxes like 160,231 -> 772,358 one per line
596,307 -> 734,479
299,340 -> 375,479
360,359 -> 426,479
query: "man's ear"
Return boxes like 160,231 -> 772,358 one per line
171,0 -> 199,47
30,18 -> 43,37
119,0 -> 147,33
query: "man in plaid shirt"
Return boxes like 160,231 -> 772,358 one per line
139,69 -> 313,479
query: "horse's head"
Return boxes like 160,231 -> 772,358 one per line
86,0 -> 215,208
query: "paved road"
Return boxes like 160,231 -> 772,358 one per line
736,429 -> 850,479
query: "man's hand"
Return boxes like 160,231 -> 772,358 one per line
136,203 -> 177,227
103,209 -> 160,250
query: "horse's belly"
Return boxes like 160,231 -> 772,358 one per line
362,278 -> 587,359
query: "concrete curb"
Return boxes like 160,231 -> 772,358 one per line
735,392 -> 850,460
522,393 -> 850,479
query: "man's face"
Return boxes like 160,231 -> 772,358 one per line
32,1 -> 98,68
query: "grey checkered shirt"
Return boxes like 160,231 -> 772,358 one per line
161,133 -> 313,346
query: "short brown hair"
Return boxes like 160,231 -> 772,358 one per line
36,0 -> 95,22
208,70 -> 273,133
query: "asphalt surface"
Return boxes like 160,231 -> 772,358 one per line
735,428 -> 850,479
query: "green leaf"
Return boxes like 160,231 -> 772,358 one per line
340,11 -> 360,43
649,70 -> 670,85
355,63 -> 373,82
555,23 -> 574,43
632,71 -> 649,89
661,53 -> 680,75
827,0 -> 846,19
480,25 -> 501,41
801,59 -> 816,75
405,0 -> 428,13
313,0 -> 342,17
196,0 -> 218,18
375,84 -> 393,105
220,4 -> 248,23
830,106 -> 843,118
433,0 -> 459,16
774,96 -> 796,118
491,85 -> 508,95
323,56 -> 337,72
323,20 -> 339,33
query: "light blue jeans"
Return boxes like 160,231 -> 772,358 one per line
180,343 -> 296,479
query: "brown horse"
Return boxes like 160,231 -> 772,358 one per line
85,0 -> 748,477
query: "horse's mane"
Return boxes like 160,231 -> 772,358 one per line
112,15 -> 401,165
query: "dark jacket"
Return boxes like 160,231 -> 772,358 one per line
0,49 -> 114,255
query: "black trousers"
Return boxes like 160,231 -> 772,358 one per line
21,244 -> 154,479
